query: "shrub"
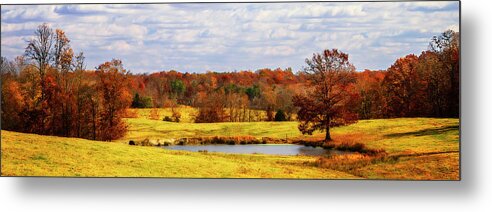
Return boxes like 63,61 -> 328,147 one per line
131,93 -> 153,108
321,142 -> 335,149
149,108 -> 160,120
122,109 -> 139,118
140,138 -> 151,146
177,139 -> 186,145
274,109 -> 287,121
335,142 -> 366,152
172,111 -> 181,122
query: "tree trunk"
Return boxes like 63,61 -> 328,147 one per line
92,101 -> 96,140
325,117 -> 332,142
325,126 -> 332,141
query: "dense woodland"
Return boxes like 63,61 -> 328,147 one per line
1,23 -> 460,141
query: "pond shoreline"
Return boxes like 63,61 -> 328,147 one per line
162,143 -> 354,156
129,136 -> 297,147
128,135 -> 385,156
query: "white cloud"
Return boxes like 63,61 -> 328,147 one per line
403,2 -> 456,10
101,40 -> 132,53
244,46 -> 296,57
0,22 -> 40,33
1,2 -> 459,73
1,5 -> 60,21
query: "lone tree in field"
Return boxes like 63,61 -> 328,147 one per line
293,49 -> 359,142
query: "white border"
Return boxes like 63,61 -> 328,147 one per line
2,1 -> 492,212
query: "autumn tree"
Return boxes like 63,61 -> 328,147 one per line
147,74 -> 167,107
293,49 -> 358,142
417,51 -> 449,117
429,30 -> 460,117
275,86 -> 296,120
194,91 -> 227,123
53,28 -> 75,136
355,70 -> 386,119
24,23 -> 53,102
96,59 -> 132,141
73,52 -> 87,137
383,54 -> 427,117
258,82 -> 277,121
1,57 -> 24,130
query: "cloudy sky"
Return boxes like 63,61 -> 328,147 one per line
1,2 -> 459,73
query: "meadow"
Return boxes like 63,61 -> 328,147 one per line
120,107 -> 298,143
1,108 -> 459,180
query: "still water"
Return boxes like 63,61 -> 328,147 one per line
163,144 -> 352,156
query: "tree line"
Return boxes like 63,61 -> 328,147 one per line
1,23 -> 459,141
1,24 -> 131,141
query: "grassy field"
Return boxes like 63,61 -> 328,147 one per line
120,113 -> 459,155
125,106 -> 269,123
0,130 -> 357,178
120,119 -> 302,142
126,107 -> 199,123
1,108 -> 460,179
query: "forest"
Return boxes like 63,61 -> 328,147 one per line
0,23 -> 460,142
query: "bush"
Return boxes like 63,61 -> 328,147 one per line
140,138 -> 151,146
122,109 -> 139,118
321,142 -> 335,149
335,142 -> 367,152
163,116 -> 173,122
274,109 -> 287,121
172,111 -> 181,122
149,108 -> 160,120
131,93 -> 153,108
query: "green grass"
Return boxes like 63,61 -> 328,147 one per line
1,108 -> 460,179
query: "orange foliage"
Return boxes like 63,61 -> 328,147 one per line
96,59 -> 132,141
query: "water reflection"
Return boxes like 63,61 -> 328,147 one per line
163,144 -> 352,156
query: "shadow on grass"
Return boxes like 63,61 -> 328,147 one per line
384,125 -> 459,138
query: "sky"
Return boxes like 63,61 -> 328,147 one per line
1,2 -> 459,74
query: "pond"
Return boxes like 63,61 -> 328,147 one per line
163,144 -> 352,156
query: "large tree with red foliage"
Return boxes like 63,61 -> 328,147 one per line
96,59 -> 132,141
293,49 -> 359,142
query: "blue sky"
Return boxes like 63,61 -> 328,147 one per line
1,2 -> 459,74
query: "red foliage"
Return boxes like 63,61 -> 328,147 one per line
293,49 -> 359,141
96,59 -> 132,141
